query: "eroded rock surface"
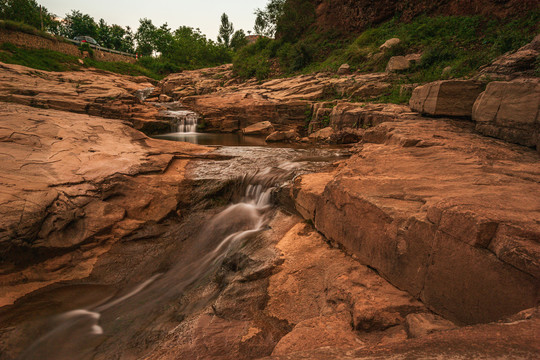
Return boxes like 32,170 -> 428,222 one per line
160,70 -> 393,133
0,102 -> 208,307
293,117 -> 540,324
0,63 -> 169,133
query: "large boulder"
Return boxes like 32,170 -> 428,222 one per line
380,38 -> 401,51
265,129 -> 300,142
409,80 -> 484,117
242,121 -> 275,135
473,79 -> 540,149
386,54 -> 421,72
337,63 -> 351,75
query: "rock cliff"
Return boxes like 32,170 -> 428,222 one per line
312,0 -> 539,34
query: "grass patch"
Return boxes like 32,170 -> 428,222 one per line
0,42 -> 80,71
0,20 -> 66,42
0,42 -> 162,79
233,11 -> 539,85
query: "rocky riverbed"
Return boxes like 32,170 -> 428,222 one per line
0,41 -> 539,359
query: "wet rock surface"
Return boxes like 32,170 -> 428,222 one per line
0,102 -> 209,308
0,56 -> 539,360
160,69 -> 392,133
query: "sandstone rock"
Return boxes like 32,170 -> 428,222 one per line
292,117 -> 540,324
0,102 -> 208,307
0,63 -> 169,134
265,130 -> 300,142
477,34 -> 540,80
472,79 -> 539,149
386,54 -> 421,72
158,94 -> 172,102
164,70 -> 391,132
386,56 -> 410,72
308,127 -> 335,141
405,313 -> 457,338
409,80 -> 484,117
337,63 -> 351,75
242,121 -> 275,135
380,38 -> 401,51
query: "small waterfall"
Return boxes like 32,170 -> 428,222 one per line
134,87 -> 155,102
19,162 -> 294,360
166,110 -> 199,133
17,147 -> 347,360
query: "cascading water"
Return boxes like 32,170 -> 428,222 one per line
14,146 -> 347,360
167,109 -> 199,133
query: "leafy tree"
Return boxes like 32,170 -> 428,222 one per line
253,0 -> 285,37
230,29 -> 248,51
0,0 -> 55,30
61,10 -> 98,39
217,13 -> 234,48
154,23 -> 174,55
276,0 -> 315,42
96,18 -> 111,46
135,18 -> 157,56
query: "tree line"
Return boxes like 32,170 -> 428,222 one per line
0,0 -> 295,75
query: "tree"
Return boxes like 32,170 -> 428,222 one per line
253,0 -> 285,37
230,29 -> 248,51
135,18 -> 157,56
0,0 -> 55,30
217,13 -> 234,48
61,10 -> 98,39
154,23 -> 174,55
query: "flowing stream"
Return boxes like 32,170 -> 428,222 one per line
14,144 -> 347,360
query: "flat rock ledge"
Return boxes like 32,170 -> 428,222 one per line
0,102 -> 209,307
292,116 -> 540,325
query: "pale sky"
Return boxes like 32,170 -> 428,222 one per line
39,0 -> 269,40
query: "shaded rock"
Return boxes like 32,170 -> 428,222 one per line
380,38 -> 401,51
386,56 -> 410,72
409,80 -> 484,117
265,130 -> 300,142
472,79 -> 540,149
405,313 -> 457,338
442,66 -> 452,76
242,121 -> 274,135
337,63 -> 351,75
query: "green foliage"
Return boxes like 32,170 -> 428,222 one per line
217,13 -> 234,48
233,5 -> 539,85
0,19 -> 62,41
254,0 -> 285,37
0,0 -> 55,30
78,42 -> 94,57
230,30 -> 248,51
84,58 -> 162,79
61,10 -> 98,39
233,37 -> 272,80
275,0 -> 316,42
0,42 -> 161,78
0,42 -> 81,71
135,18 -> 157,56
